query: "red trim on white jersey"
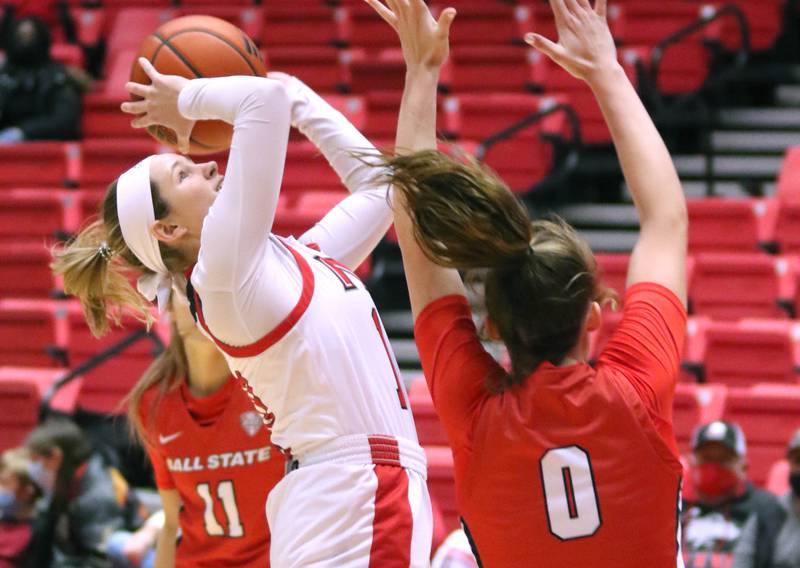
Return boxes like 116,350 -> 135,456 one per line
368,458 -> 413,567
193,239 -> 315,359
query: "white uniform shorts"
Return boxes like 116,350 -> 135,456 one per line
267,435 -> 432,568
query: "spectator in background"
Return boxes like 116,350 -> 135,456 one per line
0,448 -> 41,568
0,15 -> 80,144
24,418 -> 142,568
682,421 -> 785,568
732,429 -> 800,568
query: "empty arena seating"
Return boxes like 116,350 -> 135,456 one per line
687,199 -> 771,253
672,383 -> 727,453
0,367 -> 81,452
691,319 -> 800,387
408,377 -> 450,448
0,300 -> 68,368
0,243 -> 59,299
689,254 -> 795,320
723,384 -> 800,486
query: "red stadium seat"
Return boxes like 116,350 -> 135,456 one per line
431,2 -> 530,46
673,383 -> 727,453
82,93 -> 150,140
595,254 -> 630,299
441,93 -> 568,141
723,384 -> 800,486
705,0 -> 783,52
449,46 -> 534,93
349,48 -> 408,93
687,199 -> 771,253
607,2 -> 702,46
0,143 -> 74,188
71,6 -> 106,47
697,319 -> 800,387
776,147 -> 800,204
262,3 -> 343,48
621,42 -> 710,95
425,446 -> 459,533
0,189 -> 75,243
0,243 -> 59,299
174,6 -> 263,43
77,139 -> 160,189
291,94 -> 367,141
344,3 -> 401,51
689,254 -> 795,320
267,47 -> 349,92
408,377 -> 449,447
481,135 -> 554,193
765,458 -> 789,495
773,200 -> 800,254
0,300 -> 68,367
282,141 -> 348,196
362,91 -> 405,139
65,303 -> 158,415
0,367 -> 76,451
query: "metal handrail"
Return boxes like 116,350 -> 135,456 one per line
39,328 -> 165,421
648,2 -> 751,112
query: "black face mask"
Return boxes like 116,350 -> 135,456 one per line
789,472 -> 800,497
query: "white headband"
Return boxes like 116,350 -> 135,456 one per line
116,155 -> 173,312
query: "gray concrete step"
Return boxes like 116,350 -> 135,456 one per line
718,108 -> 800,130
711,130 -> 800,153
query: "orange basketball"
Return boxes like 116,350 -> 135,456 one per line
131,15 -> 267,155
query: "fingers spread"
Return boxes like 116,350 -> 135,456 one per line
437,7 -> 457,36
120,100 -> 147,115
595,0 -> 607,19
130,115 -> 152,129
364,0 -> 397,28
137,57 -> 159,82
125,81 -> 152,99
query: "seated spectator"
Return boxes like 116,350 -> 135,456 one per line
682,421 -> 785,568
0,448 -> 41,568
0,16 -> 81,144
24,418 -> 142,568
431,529 -> 479,568
732,429 -> 800,568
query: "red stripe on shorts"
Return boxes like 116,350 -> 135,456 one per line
368,464 -> 412,567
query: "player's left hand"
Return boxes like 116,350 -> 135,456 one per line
121,57 -> 196,154
524,0 -> 618,85
365,0 -> 456,73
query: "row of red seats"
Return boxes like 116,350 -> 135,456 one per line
596,253 -> 797,321
590,313 -> 800,389
410,377 -> 800,530
0,299 -> 166,416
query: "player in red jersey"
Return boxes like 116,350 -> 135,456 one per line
368,0 -> 688,566
127,291 -> 285,567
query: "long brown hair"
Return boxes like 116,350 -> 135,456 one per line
51,178 -> 188,337
383,150 -> 613,391
126,319 -> 187,446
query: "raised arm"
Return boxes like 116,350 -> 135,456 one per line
278,73 -> 393,268
366,0 -> 465,320
123,60 -> 292,291
526,0 -> 687,304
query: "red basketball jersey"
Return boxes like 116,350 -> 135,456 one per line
140,376 -> 285,568
415,283 -> 686,567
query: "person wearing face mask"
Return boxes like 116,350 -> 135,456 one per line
23,418 -> 142,568
732,429 -> 800,568
0,448 -> 42,568
0,15 -> 81,144
682,421 -> 785,568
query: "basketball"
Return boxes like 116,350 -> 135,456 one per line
131,15 -> 267,155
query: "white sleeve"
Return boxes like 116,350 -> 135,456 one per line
179,76 -> 291,292
285,76 -> 393,269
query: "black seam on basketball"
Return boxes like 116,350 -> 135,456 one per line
153,31 -> 204,78
161,28 -> 260,75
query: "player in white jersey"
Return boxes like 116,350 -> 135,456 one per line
53,60 -> 440,565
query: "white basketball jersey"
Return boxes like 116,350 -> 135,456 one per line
191,236 -> 418,457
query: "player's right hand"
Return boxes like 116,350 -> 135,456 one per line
524,0 -> 619,86
121,57 -> 195,154
364,0 -> 456,73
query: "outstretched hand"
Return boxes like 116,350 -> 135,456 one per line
524,0 -> 618,85
364,0 -> 456,72
120,58 -> 195,154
